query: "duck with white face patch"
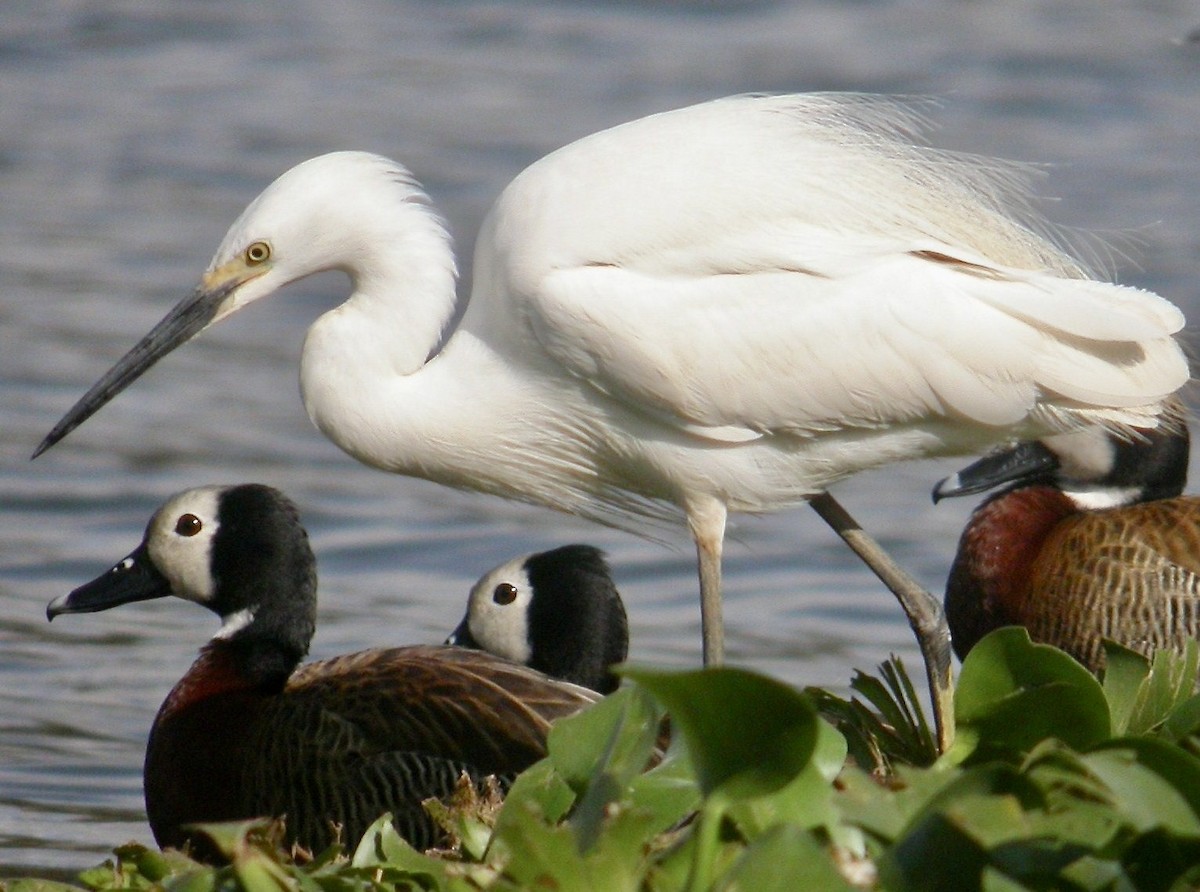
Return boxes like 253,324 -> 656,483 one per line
48,484 -> 599,860
934,409 -> 1200,672
446,544 -> 629,694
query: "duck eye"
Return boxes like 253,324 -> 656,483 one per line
111,556 -> 135,575
492,582 -> 518,605
245,241 -> 271,264
175,514 -> 203,537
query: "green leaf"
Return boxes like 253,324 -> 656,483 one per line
1162,693 -> 1200,742
624,750 -> 702,837
951,628 -> 1110,762
728,717 -> 847,838
1118,827 -> 1200,891
713,824 -> 857,891
1121,641 -> 1200,737
488,811 -> 592,890
808,656 -> 939,773
1084,738 -> 1200,836
622,666 -> 819,803
160,869 -> 217,892
835,764 -> 962,843
350,814 -> 449,884
492,758 -> 576,830
1102,641 -> 1151,736
550,686 -> 665,851
881,806 -> 990,892
548,686 -> 663,792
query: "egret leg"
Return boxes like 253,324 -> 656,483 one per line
808,492 -> 955,754
687,497 -> 728,667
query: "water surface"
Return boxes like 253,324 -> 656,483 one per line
2,0 -> 1198,874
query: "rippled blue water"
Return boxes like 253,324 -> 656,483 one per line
2,0 -> 1198,875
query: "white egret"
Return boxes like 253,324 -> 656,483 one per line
36,94 -> 1189,685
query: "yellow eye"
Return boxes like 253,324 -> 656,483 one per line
245,241 -> 271,265
175,514 -> 203,537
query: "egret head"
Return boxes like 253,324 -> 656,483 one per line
33,152 -> 436,458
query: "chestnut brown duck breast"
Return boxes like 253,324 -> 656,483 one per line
934,416 -> 1200,672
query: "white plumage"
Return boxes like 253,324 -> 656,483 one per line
37,93 -> 1189,665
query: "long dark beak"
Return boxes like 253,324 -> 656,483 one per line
47,543 -> 171,620
932,440 -> 1060,502
445,617 -> 479,649
32,279 -> 238,459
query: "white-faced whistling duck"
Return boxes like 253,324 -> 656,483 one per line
47,484 -> 599,859
445,545 -> 628,694
934,414 -> 1199,673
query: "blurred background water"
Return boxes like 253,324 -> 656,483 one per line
1,0 -> 1198,876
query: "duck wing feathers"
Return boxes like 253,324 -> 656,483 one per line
242,645 -> 599,850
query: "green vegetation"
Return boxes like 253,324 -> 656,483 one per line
6,629 -> 1200,891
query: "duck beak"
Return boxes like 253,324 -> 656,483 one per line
445,617 -> 479,649
32,257 -> 265,459
932,441 -> 1060,502
47,543 -> 171,620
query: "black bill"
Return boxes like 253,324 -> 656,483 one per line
47,542 -> 171,620
932,440 -> 1060,503
33,279 -> 237,459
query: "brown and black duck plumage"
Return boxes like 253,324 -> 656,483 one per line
48,484 -> 598,857
934,417 -> 1200,673
445,544 -> 628,694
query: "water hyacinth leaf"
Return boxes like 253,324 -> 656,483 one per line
1120,640 -> 1200,737
889,763 -> 1045,844
548,686 -> 663,792
1022,742 -> 1120,814
1084,738 -> 1200,836
491,758 -> 577,834
624,751 -> 702,837
1162,693 -> 1200,743
836,763 -> 962,843
1101,641 -> 1150,736
951,628 -> 1109,761
546,686 -> 666,850
728,717 -> 847,838
155,870 -> 217,892
1056,856 -> 1133,891
889,791 -> 1094,889
1118,828 -> 1200,890
350,815 -> 456,890
622,666 -> 819,803
231,848 -> 296,892
712,824 -> 857,892
940,793 -> 1092,873
572,799 -> 680,885
488,810 -> 595,890
978,866 -> 1041,891
881,806 -> 990,892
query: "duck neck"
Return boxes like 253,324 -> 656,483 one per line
945,485 -> 1075,658
159,629 -> 306,723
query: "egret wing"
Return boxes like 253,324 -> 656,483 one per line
481,93 -> 1184,441
526,242 -> 1186,441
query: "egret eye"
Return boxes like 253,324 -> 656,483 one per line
175,514 -> 203,537
492,582 -> 518,605
245,241 -> 271,265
